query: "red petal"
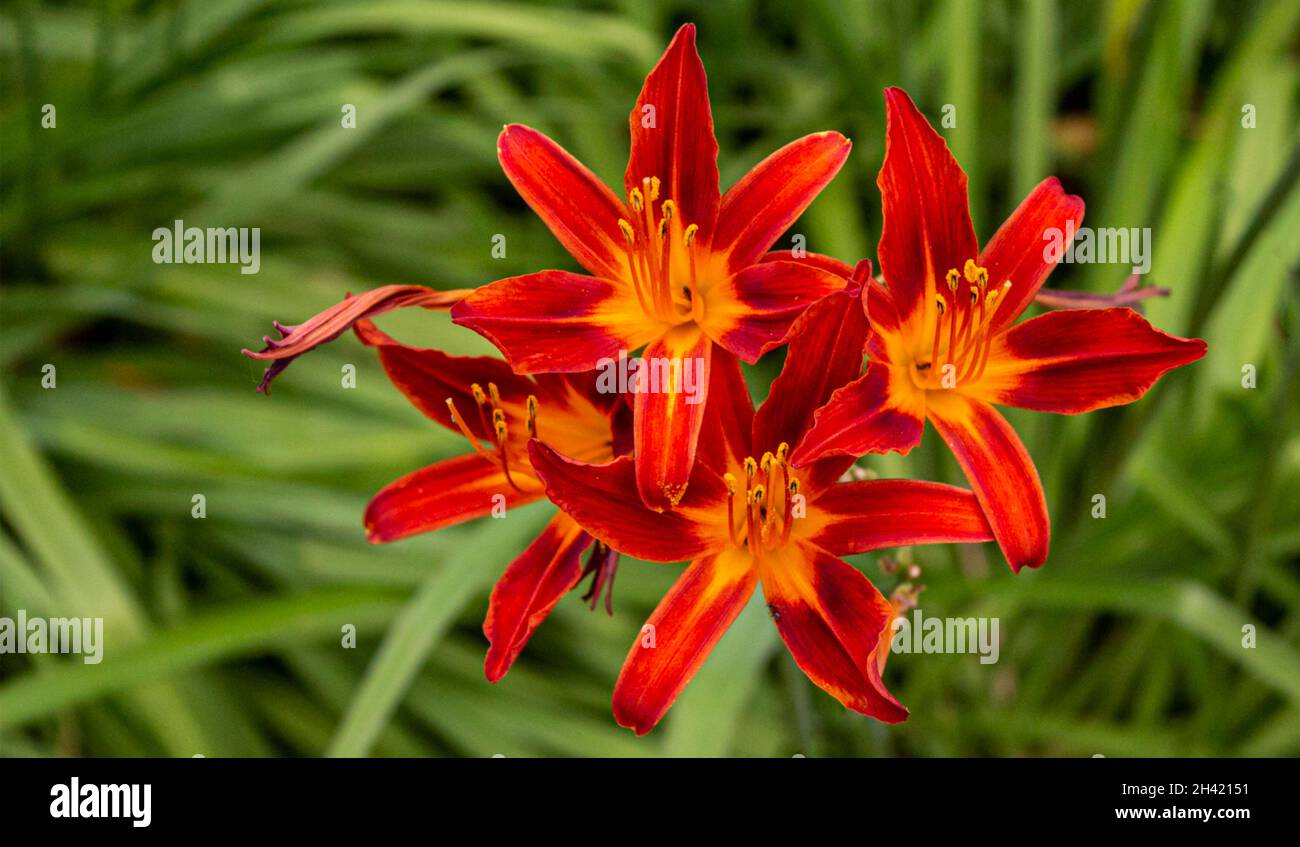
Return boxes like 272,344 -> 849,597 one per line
972,307 -> 1207,413
243,285 -> 468,392
354,320 -> 534,441
483,513 -> 592,682
715,132 -> 852,270
808,480 -> 993,555
527,443 -> 721,562
761,544 -> 907,723
612,548 -> 757,735
633,326 -> 713,510
695,347 -> 754,479
364,454 -> 539,543
754,283 -> 871,461
451,270 -> 662,374
703,260 -> 847,363
877,88 -> 977,321
793,361 -> 924,466
979,177 -> 1086,333
761,250 -> 856,279
925,394 -> 1048,572
626,23 -> 719,235
498,124 -> 631,281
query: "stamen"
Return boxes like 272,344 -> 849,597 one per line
526,394 -> 538,438
445,398 -> 499,466
781,478 -> 799,545
723,472 -> 739,547
493,412 -> 522,492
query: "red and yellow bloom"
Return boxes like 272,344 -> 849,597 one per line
796,88 -> 1207,572
529,269 -> 994,734
350,319 -> 630,682
451,24 -> 852,511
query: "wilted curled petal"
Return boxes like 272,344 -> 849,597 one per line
242,285 -> 470,392
1033,273 -> 1170,312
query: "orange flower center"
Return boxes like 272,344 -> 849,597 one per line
911,259 -> 1013,391
618,176 -> 705,326
445,382 -> 539,492
723,443 -> 801,557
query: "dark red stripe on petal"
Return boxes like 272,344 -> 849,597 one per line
527,443 -> 718,562
808,480 -> 993,556
715,132 -> 852,270
760,544 -> 907,723
483,513 -> 593,682
626,23 -> 720,236
877,88 -> 978,321
704,260 -> 848,363
979,177 -> 1086,334
695,347 -> 754,479
364,454 -> 540,543
498,124 -> 630,281
612,548 -> 757,735
451,271 -> 661,374
973,307 -> 1207,414
632,326 -> 713,510
925,394 -> 1048,572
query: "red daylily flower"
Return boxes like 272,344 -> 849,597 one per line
451,24 -> 853,511
796,88 -> 1207,573
529,266 -> 995,735
349,319 -> 631,682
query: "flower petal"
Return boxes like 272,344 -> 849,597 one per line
451,271 -> 664,374
793,362 -> 925,466
483,512 -> 592,682
970,307 -> 1207,413
877,87 -> 977,321
702,260 -> 847,363
761,249 -> 856,279
612,547 -> 757,735
925,393 -> 1048,572
633,325 -> 713,510
754,281 -> 870,461
695,347 -> 753,479
243,285 -> 469,392
978,177 -> 1086,333
760,543 -> 907,723
364,454 -> 539,543
526,443 -> 721,562
807,480 -> 993,555
627,23 -> 720,235
498,124 -> 631,281
354,320 -> 534,441
715,132 -> 852,270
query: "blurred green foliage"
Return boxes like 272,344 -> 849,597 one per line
0,0 -> 1297,757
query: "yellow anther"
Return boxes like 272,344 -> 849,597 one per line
492,408 -> 505,426
789,478 -> 800,495
776,442 -> 790,463
752,484 -> 766,505
760,451 -> 774,474
629,187 -> 644,212
648,176 -> 661,202
963,259 -> 980,283
743,457 -> 758,478
945,268 -> 961,291
618,219 -> 635,244
660,199 -> 675,222
684,223 -> 698,245
935,296 -> 946,315
487,383 -> 501,408
658,217 -> 668,239
723,472 -> 738,495
471,383 -> 486,405
526,394 -> 538,437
